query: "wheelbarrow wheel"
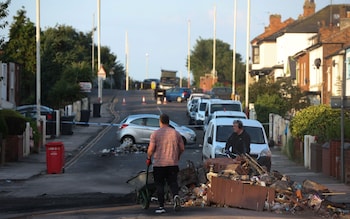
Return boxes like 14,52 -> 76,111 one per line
139,189 -> 150,209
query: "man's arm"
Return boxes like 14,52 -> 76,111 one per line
147,133 -> 156,159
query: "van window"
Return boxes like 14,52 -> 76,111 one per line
199,103 -> 207,111
210,103 -> 241,113
216,125 -> 232,142
245,126 -> 265,144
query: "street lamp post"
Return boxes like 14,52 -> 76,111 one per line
145,53 -> 149,79
109,69 -> 114,89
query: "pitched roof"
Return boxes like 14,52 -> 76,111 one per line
253,4 -> 350,44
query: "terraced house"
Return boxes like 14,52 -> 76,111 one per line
250,0 -> 350,106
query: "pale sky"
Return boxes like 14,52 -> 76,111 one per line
4,0 -> 342,81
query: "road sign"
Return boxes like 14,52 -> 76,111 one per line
98,66 -> 106,79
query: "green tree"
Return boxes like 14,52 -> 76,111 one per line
1,8 -> 36,104
0,0 -> 11,48
189,37 -> 245,87
249,77 -> 310,121
255,93 -> 286,123
3,12 -> 125,107
290,105 -> 350,143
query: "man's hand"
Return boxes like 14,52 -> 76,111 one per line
146,158 -> 152,166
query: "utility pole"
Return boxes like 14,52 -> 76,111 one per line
187,19 -> 191,88
36,0 -> 41,126
232,0 -> 237,100
92,14 -> 95,75
125,31 -> 129,91
97,0 -> 102,103
245,0 -> 251,115
212,5 -> 216,85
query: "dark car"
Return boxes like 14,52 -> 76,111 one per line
16,105 -> 56,135
165,87 -> 192,102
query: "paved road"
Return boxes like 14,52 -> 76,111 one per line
0,89 -> 349,219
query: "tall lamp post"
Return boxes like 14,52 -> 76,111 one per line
109,69 -> 114,90
145,53 -> 149,79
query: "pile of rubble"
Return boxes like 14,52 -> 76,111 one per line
177,157 -> 350,218
100,143 -> 147,156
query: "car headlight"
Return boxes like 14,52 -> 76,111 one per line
260,148 -> 272,157
215,146 -> 224,155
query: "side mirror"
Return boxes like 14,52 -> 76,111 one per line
207,136 -> 212,144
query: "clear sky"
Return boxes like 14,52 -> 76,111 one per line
4,0 -> 343,82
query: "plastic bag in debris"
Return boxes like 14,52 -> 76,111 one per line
307,194 -> 323,210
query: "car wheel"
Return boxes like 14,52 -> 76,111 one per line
121,136 -> 134,146
176,97 -> 182,103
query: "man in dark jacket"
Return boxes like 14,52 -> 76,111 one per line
225,120 -> 251,156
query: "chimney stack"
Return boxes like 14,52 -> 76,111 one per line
303,0 -> 316,17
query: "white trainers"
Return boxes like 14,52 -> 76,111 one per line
155,207 -> 166,214
173,195 -> 181,212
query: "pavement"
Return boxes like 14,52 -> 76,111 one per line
0,100 -> 114,181
0,97 -> 349,205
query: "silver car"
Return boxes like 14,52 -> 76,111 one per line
116,114 -> 196,145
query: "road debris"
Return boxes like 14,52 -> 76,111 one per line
174,157 -> 350,218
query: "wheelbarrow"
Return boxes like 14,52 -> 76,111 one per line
126,165 -> 155,209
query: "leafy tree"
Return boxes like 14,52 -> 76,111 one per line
48,64 -> 85,108
255,93 -> 286,123
0,0 -> 11,48
189,37 -> 245,87
2,10 -> 125,107
249,77 -> 310,122
290,105 -> 350,143
0,8 -> 36,104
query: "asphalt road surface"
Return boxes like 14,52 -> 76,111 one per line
1,89 -> 346,219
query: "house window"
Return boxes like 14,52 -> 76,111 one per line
252,46 -> 260,64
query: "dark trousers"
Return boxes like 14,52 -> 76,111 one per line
153,166 -> 179,207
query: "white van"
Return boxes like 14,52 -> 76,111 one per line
194,99 -> 211,127
203,99 -> 242,130
203,110 -> 248,132
202,118 -> 271,171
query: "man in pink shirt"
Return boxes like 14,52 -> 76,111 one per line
147,114 -> 185,214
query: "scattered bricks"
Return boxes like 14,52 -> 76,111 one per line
204,158 -> 240,173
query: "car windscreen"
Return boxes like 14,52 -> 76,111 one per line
244,126 -> 266,144
216,125 -> 232,142
210,103 -> 241,113
216,125 -> 266,144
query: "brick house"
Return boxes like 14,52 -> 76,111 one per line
250,0 -> 350,105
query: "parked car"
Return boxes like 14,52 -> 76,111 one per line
165,87 -> 192,102
194,98 -> 211,127
116,114 -> 196,145
202,118 -> 271,171
16,104 -> 56,135
142,78 -> 159,89
210,87 -> 232,99
16,105 -> 55,120
186,93 -> 211,115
